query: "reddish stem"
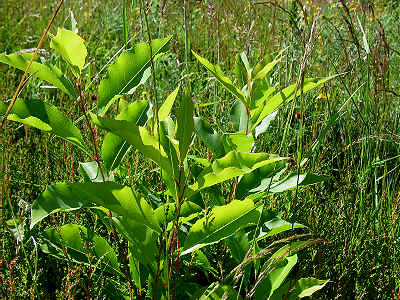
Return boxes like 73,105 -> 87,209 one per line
76,82 -> 105,182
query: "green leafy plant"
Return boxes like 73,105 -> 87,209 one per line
0,28 -> 331,299
192,50 -> 332,200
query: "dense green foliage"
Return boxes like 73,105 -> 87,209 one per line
1,0 -> 399,299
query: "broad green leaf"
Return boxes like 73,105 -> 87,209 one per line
269,173 -> 327,193
269,280 -> 291,300
40,224 -> 120,275
252,48 -> 287,80
243,168 -> 326,196
101,100 -> 149,171
236,161 -> 287,199
50,28 -> 87,75
225,229 -> 252,287
253,58 -> 281,80
157,118 -> 181,195
230,100 -> 250,132
192,250 -> 218,276
182,199 -> 260,255
254,254 -> 298,300
293,278 -> 330,298
126,67 -> 151,94
78,161 -> 114,182
113,216 -> 158,271
254,110 -> 277,138
235,53 -> 247,88
0,53 -> 77,97
0,98 -> 86,152
188,155 -> 212,168
256,217 -> 306,241
225,229 -> 250,263
252,76 -> 335,129
198,283 -> 242,300
271,277 -> 329,300
128,245 -> 142,292
251,85 -> 275,116
175,88 -> 194,161
252,53 -> 273,80
240,52 -> 250,73
105,279 -> 131,300
154,201 -> 202,226
193,117 -> 225,159
158,85 -> 180,121
192,51 -> 247,105
223,132 -> 254,153
92,114 -> 172,177
98,37 -> 172,113
30,182 -> 160,233
95,114 -> 178,197
190,152 -> 286,192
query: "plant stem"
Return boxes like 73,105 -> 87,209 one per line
152,231 -> 165,300
76,82 -> 105,182
183,0 -> 190,73
280,9 -> 320,154
0,0 -> 64,133
140,0 -> 160,133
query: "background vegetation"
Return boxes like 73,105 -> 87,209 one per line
1,0 -> 400,298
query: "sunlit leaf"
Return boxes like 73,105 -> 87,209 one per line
192,51 -> 247,105
98,37 -> 172,113
40,224 -> 120,275
101,100 -> 149,171
198,283 -> 243,300
231,100 -> 250,132
254,254 -> 298,300
78,161 -> 114,182
194,117 -> 225,159
113,216 -> 158,271
270,277 -> 329,300
256,216 -> 307,241
158,85 -> 180,121
175,87 -> 194,161
154,201 -> 202,226
235,53 -> 248,88
31,182 -> 160,233
254,110 -> 277,138
182,199 -> 260,255
0,98 -> 86,152
0,53 -> 77,97
50,28 -> 87,75
270,173 -> 327,193
92,114 -> 172,176
190,152 -> 286,192
252,76 -> 335,129
252,48 -> 287,80
223,132 -> 254,153
294,278 -> 330,298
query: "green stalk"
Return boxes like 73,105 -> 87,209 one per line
0,0 -> 64,133
139,0 -> 159,134
183,0 -> 189,72
123,0 -> 128,46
